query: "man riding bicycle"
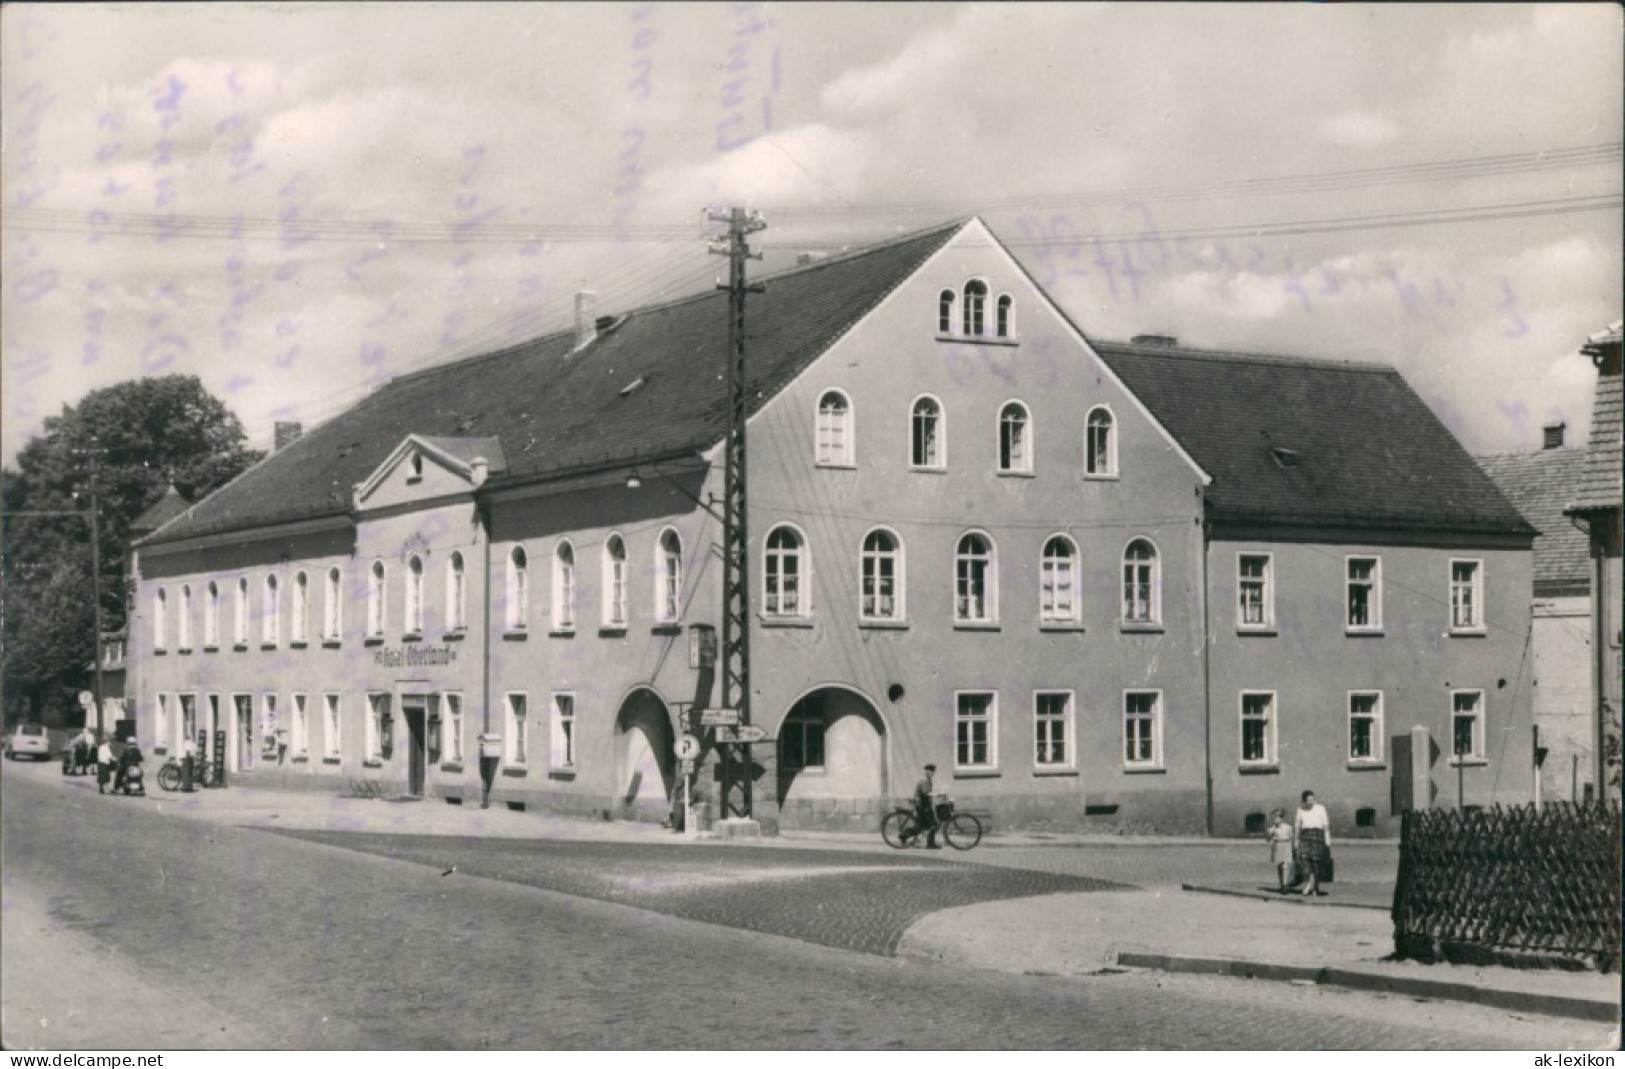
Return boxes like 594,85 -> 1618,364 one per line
911,763 -> 941,849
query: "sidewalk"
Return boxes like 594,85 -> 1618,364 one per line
23,763 -> 1622,1028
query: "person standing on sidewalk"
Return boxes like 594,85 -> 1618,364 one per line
95,734 -> 115,795
1293,790 -> 1332,896
1266,808 -> 1296,892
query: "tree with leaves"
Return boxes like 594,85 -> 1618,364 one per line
2,376 -> 262,726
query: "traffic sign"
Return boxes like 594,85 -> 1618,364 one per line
675,734 -> 701,760
714,725 -> 770,744
699,708 -> 741,727
77,691 -> 94,708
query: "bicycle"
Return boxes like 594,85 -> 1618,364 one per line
157,754 -> 216,791
881,798 -> 982,851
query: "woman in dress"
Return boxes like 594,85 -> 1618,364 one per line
1293,790 -> 1332,897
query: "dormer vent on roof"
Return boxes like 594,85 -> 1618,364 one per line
1269,446 -> 1301,468
573,291 -> 598,353
1130,334 -> 1178,348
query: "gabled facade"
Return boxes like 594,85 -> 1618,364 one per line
132,218 -> 1535,835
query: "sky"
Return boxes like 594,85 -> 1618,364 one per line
3,2 -> 1621,466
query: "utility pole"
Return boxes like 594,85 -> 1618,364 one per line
89,478 -> 105,738
707,206 -> 765,821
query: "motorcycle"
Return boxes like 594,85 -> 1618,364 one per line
113,748 -> 146,796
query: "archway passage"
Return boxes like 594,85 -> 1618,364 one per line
614,688 -> 675,822
776,688 -> 887,829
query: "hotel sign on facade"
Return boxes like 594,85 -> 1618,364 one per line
373,645 -> 460,669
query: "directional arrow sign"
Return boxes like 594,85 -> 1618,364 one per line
699,708 -> 741,727
714,725 -> 770,744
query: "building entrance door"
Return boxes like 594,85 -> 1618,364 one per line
404,698 -> 427,797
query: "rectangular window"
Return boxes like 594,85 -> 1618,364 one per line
550,693 -> 575,770
291,693 -> 308,755
179,693 -> 197,753
782,719 -> 826,770
292,574 -> 309,643
1240,691 -> 1277,766
1348,691 -> 1382,763
955,691 -> 997,770
156,692 -> 171,751
1452,690 -> 1484,761
323,569 -> 342,640
1034,691 -> 1072,768
506,693 -> 528,766
261,693 -> 280,759
178,588 -> 193,651
324,693 -> 342,758
1237,554 -> 1272,629
1450,559 -> 1484,632
443,693 -> 463,763
1124,691 -> 1161,767
1346,557 -> 1382,631
234,580 -> 248,646
366,693 -> 388,761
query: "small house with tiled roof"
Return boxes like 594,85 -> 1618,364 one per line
130,217 -> 1535,835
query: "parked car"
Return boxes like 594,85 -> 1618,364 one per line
5,723 -> 53,761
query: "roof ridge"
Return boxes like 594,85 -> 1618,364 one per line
752,216 -> 972,285
1095,338 -> 1393,374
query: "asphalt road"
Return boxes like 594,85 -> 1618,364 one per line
0,771 -> 1585,1050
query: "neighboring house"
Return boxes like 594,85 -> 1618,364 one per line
1478,426 -> 1592,801
1565,322 -> 1623,802
129,217 -> 1535,836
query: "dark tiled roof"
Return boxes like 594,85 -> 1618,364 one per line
145,219 -> 966,546
1568,369 -> 1621,515
1475,449 -> 1590,596
1090,339 -> 1535,537
129,485 -> 190,534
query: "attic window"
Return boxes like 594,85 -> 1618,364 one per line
408,452 -> 424,482
1269,446 -> 1300,469
618,376 -> 646,398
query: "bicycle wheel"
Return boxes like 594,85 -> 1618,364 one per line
157,763 -> 181,792
198,761 -> 216,787
944,812 -> 982,851
881,810 -> 917,849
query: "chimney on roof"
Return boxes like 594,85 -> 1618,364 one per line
1130,334 -> 1178,348
274,421 -> 303,452
1542,422 -> 1566,450
573,291 -> 598,353
796,252 -> 827,266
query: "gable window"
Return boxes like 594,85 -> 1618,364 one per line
1450,559 -> 1484,632
955,691 -> 997,770
442,692 -> 463,763
323,693 -> 342,758
1085,407 -> 1116,477
291,572 -> 308,644
764,526 -> 807,617
262,574 -> 280,646
911,396 -> 944,469
861,528 -> 903,621
367,561 -> 386,638
996,294 -> 1015,339
962,279 -> 988,337
1125,691 -> 1161,768
1034,691 -> 1073,768
234,577 -> 249,646
204,582 -> 220,648
446,552 -> 466,632
1241,691 -> 1277,766
1451,690 -> 1484,762
552,541 -> 575,631
323,567 -> 343,641
178,585 -> 193,651
816,390 -> 853,467
404,556 -> 423,635
550,693 -> 575,770
603,534 -> 628,628
408,451 -> 424,481
505,692 -> 528,766
153,588 -> 167,651
1122,539 -> 1160,626
998,402 -> 1031,473
1040,535 -> 1078,624
1237,554 -> 1273,630
505,547 -> 528,632
1349,692 -> 1382,764
657,529 -> 682,623
955,532 -> 996,623
937,289 -> 956,335
1347,557 -> 1382,632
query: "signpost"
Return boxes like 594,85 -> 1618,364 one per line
699,708 -> 741,728
713,724 -> 770,744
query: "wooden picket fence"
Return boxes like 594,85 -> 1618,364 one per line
1391,801 -> 1621,971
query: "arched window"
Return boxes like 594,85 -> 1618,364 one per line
178,585 -> 193,650
154,587 -> 168,650
657,529 -> 683,623
234,577 -> 249,645
1040,535 -> 1079,623
861,528 -> 903,621
816,389 -> 853,466
505,547 -> 528,631
996,293 -> 1015,338
552,541 -> 575,630
1086,406 -> 1116,476
1122,539 -> 1160,625
911,395 -> 943,469
998,401 -> 1031,473
404,556 -> 423,635
603,534 -> 628,627
323,567 -> 342,640
291,571 -> 308,643
446,552 -> 466,632
764,526 -> 807,617
963,279 -> 988,336
955,532 -> 996,623
938,288 -> 956,334
204,581 -> 220,647
367,561 -> 386,637
262,573 -> 280,645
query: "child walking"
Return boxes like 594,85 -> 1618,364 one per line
1267,808 -> 1295,892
